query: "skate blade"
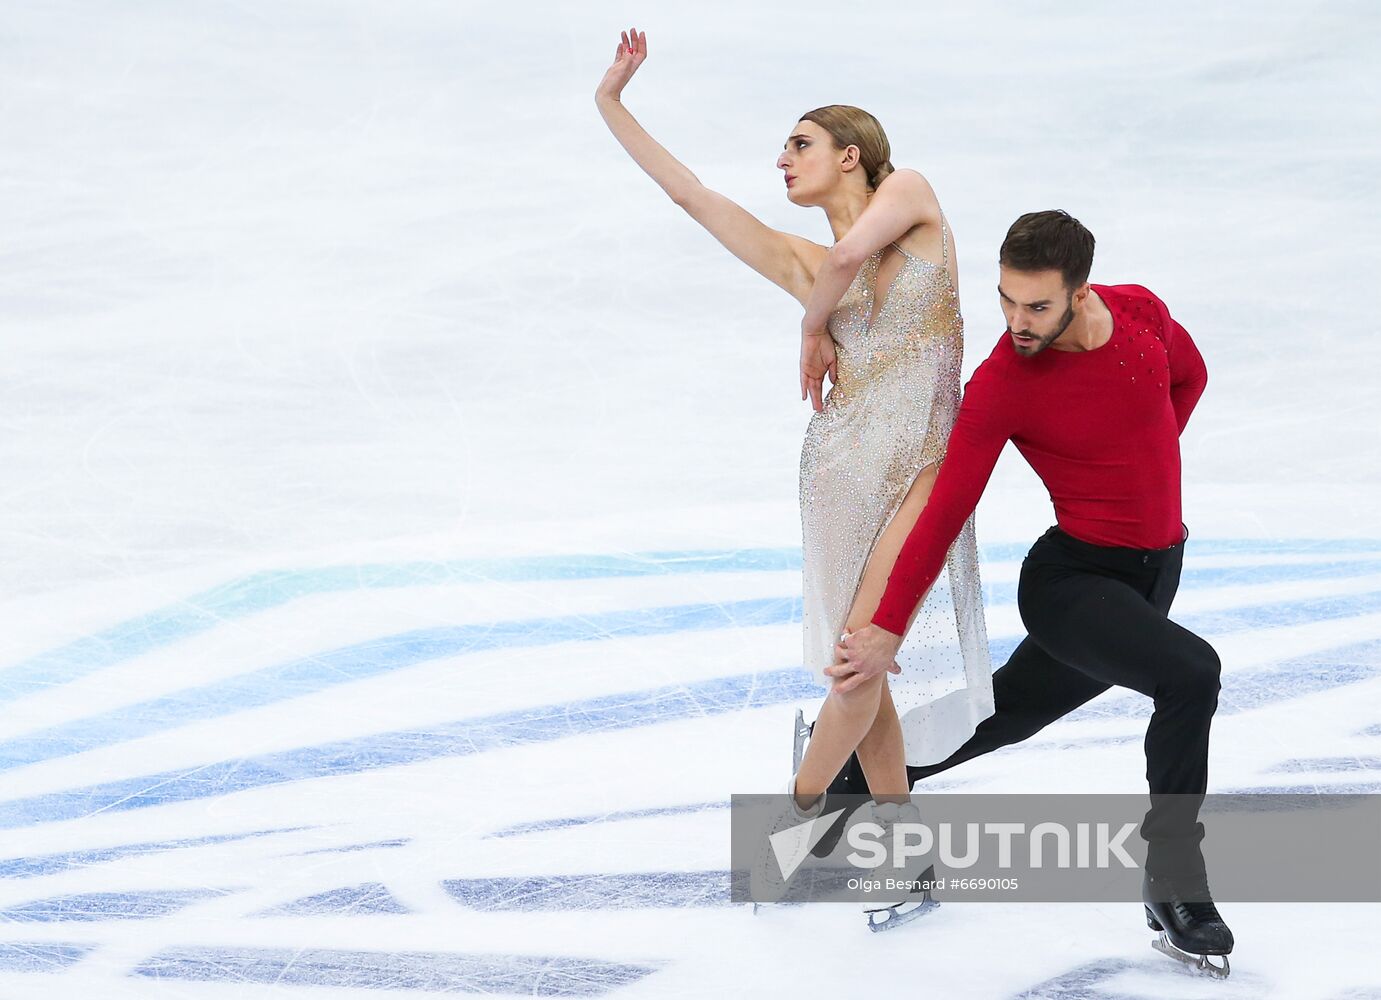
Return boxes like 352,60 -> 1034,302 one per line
792,708 -> 810,773
866,894 -> 939,933
1151,933 -> 1231,979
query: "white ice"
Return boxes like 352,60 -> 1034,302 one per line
0,1 -> 1379,997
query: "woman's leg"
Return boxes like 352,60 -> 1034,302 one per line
794,464 -> 939,809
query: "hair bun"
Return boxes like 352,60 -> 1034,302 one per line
799,106 -> 894,191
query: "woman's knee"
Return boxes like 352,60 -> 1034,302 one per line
829,671 -> 886,711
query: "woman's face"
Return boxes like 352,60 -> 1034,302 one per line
777,120 -> 847,206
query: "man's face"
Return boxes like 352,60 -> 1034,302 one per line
998,267 -> 1079,356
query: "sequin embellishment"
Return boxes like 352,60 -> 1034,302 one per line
798,220 -> 994,766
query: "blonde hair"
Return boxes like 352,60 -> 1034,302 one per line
799,105 -> 894,190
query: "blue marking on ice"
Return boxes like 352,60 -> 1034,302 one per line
444,871 -> 733,910
1067,637 -> 1381,721
1000,958 -> 1142,999
5,577 -> 1381,775
982,560 -> 1381,610
0,888 -> 234,922
255,882 -> 411,916
0,595 -> 800,772
1222,782 -> 1381,794
0,941 -> 96,972
0,827 -> 309,880
2,540 -> 1377,705
3,622 -> 1380,829
130,945 -> 661,995
486,801 -> 725,838
0,550 -> 804,704
1270,756 -> 1381,774
285,838 -> 412,857
0,668 -> 820,829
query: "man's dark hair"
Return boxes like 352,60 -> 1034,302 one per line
999,210 -> 1096,290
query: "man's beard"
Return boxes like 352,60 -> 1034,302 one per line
1009,302 -> 1076,356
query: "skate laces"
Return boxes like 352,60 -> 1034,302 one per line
1170,873 -> 1224,925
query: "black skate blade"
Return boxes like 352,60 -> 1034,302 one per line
1151,933 -> 1231,979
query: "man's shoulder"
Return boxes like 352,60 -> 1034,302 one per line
1095,282 -> 1167,311
971,333 -> 1017,380
964,334 -> 1022,397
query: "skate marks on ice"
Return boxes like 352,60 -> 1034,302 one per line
0,596 -> 805,772
281,836 -> 412,856
253,881 -> 412,916
0,548 -> 805,705
1,538 -> 1376,715
0,825 -> 307,879
0,544 -> 1378,815
444,867 -> 863,911
6,537 -> 1365,703
445,871 -> 738,911
1008,955 -> 1269,999
5,560 -> 1358,791
0,943 -> 96,973
0,887 -> 236,923
127,946 -> 662,996
0,541 -> 1376,994
486,800 -> 726,838
0,669 -> 820,830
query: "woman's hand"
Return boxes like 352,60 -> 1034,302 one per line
800,332 -> 838,412
596,28 -> 647,102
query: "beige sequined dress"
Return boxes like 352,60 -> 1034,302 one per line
799,220 -> 995,767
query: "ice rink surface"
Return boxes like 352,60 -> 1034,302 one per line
2,1 -> 1380,996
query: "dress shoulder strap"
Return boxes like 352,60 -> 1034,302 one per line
940,215 -> 950,268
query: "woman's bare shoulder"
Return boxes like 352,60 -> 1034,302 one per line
885,168 -> 945,256
879,167 -> 937,196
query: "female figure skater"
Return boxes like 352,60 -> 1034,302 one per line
596,29 -> 993,927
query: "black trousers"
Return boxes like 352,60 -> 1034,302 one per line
833,525 -> 1222,877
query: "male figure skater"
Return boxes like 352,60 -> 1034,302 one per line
824,210 -> 1233,975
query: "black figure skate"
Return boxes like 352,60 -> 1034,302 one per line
1143,868 -> 1234,979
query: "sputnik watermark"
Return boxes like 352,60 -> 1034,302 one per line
842,819 -> 1138,870
733,792 -> 1381,904
769,808 -> 845,881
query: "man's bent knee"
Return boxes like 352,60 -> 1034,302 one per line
1158,638 -> 1221,701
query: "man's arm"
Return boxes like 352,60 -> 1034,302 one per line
827,365 -> 1011,692
1155,295 -> 1207,433
871,370 -> 1011,635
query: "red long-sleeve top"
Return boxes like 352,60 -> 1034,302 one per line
872,283 -> 1208,636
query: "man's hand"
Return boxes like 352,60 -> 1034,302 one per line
824,624 -> 903,693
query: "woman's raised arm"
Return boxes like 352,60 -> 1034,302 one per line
595,29 -> 816,304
